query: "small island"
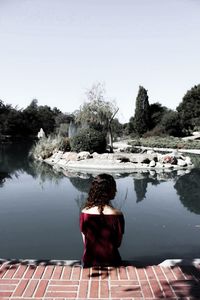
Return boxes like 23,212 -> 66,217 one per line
34,140 -> 193,175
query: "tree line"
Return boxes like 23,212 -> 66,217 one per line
0,99 -> 73,139
127,84 -> 200,137
0,83 -> 200,140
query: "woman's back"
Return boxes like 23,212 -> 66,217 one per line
80,206 -> 124,267
81,205 -> 122,215
80,174 -> 125,267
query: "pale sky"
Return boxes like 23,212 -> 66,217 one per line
0,0 -> 200,123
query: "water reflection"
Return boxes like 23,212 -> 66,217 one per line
63,168 -> 199,213
174,169 -> 200,214
0,142 -> 64,187
29,161 -> 64,185
0,142 -> 32,174
0,172 -> 11,187
69,175 -> 93,193
134,173 -> 159,202
67,175 -> 93,209
1,142 -> 200,215
133,170 -> 185,202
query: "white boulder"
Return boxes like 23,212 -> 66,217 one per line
77,151 -> 92,160
149,160 -> 156,167
177,159 -> 187,167
185,156 -> 192,165
155,162 -> 164,168
62,152 -> 78,161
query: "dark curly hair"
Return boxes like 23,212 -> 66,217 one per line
83,173 -> 117,214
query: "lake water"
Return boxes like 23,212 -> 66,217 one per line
0,142 -> 200,264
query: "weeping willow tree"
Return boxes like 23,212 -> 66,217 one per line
74,83 -> 118,152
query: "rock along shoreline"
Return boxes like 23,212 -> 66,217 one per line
42,147 -> 194,174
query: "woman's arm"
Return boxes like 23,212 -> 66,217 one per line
81,232 -> 85,243
80,213 -> 86,243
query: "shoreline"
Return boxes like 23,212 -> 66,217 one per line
43,149 -> 195,174
1,258 -> 200,267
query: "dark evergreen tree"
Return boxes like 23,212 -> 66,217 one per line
22,99 -> 40,136
160,110 -> 183,137
149,102 -> 168,130
0,100 -> 25,137
134,86 -> 150,136
37,105 -> 55,134
177,84 -> 200,131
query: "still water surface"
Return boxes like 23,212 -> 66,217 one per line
0,142 -> 200,264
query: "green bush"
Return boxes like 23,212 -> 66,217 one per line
70,128 -> 107,153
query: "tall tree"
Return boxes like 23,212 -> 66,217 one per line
177,84 -> 200,131
37,105 -> 55,134
74,83 -> 118,151
160,110 -> 183,137
134,86 -> 150,136
149,102 -> 168,130
22,99 -> 40,135
0,100 -> 23,136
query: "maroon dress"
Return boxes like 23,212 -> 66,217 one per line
80,212 -> 125,267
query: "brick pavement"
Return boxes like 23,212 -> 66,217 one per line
0,260 -> 200,299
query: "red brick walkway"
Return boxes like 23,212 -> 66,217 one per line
0,260 -> 200,299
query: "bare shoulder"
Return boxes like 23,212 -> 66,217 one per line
81,207 -> 99,214
112,208 -> 123,215
81,206 -> 122,215
103,206 -> 123,215
81,208 -> 89,213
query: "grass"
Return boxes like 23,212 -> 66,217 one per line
29,135 -> 69,160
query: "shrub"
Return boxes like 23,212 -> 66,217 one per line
58,137 -> 71,152
30,135 -> 70,159
129,139 -> 141,147
143,127 -> 166,138
70,128 -> 107,153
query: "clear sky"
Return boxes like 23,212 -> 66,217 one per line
0,0 -> 200,123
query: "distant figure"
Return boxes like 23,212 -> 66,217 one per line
37,128 -> 46,139
80,173 -> 125,267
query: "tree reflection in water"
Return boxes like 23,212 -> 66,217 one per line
69,176 -> 93,194
69,173 -> 128,210
133,170 -> 189,203
0,172 -> 11,187
69,175 -> 93,209
0,142 -> 64,187
174,168 -> 200,214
